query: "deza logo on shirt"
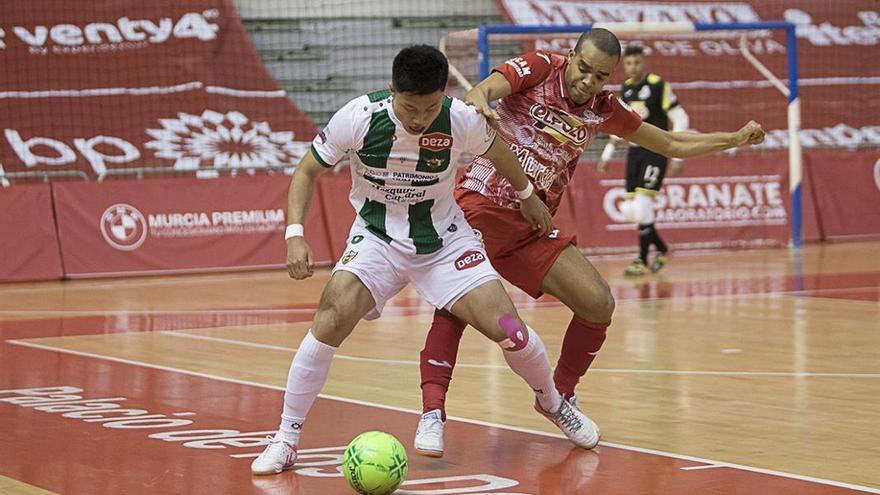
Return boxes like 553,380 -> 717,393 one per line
529,104 -> 590,146
419,132 -> 453,152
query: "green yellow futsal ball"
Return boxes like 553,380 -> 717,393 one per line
342,431 -> 409,495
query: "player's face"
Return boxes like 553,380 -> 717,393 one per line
565,40 -> 618,104
390,87 -> 444,135
624,54 -> 646,81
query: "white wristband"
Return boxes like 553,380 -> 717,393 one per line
515,181 -> 534,200
600,141 -> 616,163
285,224 -> 304,240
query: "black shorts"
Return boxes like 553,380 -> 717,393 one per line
625,146 -> 668,193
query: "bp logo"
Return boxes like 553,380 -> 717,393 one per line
145,109 -> 302,170
100,203 -> 148,251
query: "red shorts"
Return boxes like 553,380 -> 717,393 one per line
455,189 -> 576,299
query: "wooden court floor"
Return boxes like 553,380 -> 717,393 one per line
1,241 -> 878,494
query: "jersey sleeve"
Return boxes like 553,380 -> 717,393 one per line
661,81 -> 679,112
453,99 -> 498,156
598,94 -> 644,137
492,51 -> 555,94
310,99 -> 361,167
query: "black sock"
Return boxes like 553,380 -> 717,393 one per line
637,223 -> 652,264
649,224 -> 668,254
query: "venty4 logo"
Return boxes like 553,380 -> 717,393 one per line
1,10 -> 220,55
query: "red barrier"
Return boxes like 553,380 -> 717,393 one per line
568,151 -> 801,251
0,184 -> 64,282
51,176 -> 334,278
806,149 -> 880,240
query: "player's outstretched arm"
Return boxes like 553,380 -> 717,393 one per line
480,137 -> 554,236
624,120 -> 764,159
285,151 -> 328,280
464,72 -> 512,122
597,135 -> 625,173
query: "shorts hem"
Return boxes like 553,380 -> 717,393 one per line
331,265 -> 382,320
439,273 -> 499,312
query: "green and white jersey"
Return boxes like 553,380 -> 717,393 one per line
310,90 -> 496,255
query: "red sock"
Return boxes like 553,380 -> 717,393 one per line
420,309 -> 466,420
554,316 -> 608,398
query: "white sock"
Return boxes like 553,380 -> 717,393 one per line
502,325 -> 561,413
277,329 -> 337,444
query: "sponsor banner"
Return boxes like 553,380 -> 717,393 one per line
568,151 -> 798,250
0,0 -> 316,177
0,184 -> 64,282
491,0 -> 880,135
805,149 -> 880,239
51,175 -> 335,277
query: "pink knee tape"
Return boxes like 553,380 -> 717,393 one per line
498,314 -> 529,351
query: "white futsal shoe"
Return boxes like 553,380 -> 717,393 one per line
414,409 -> 445,457
535,396 -> 601,449
251,436 -> 298,475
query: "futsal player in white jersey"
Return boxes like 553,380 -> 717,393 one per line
251,45 -> 600,475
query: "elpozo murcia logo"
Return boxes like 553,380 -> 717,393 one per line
99,203 -> 285,251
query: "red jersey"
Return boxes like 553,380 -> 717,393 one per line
460,51 -> 642,214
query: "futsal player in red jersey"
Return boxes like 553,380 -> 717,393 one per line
414,28 -> 765,457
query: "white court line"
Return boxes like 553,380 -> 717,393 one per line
159,330 -> 880,378
5,338 -> 879,494
681,464 -> 724,471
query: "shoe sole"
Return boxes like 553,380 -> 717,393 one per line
251,464 -> 296,476
414,446 -> 444,458
534,405 -> 601,450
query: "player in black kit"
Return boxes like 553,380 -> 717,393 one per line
598,45 -> 690,276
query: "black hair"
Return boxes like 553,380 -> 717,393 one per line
392,45 -> 449,95
574,28 -> 622,58
624,45 -> 645,57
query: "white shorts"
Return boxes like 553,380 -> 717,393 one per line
331,217 -> 498,320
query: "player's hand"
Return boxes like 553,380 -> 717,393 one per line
519,193 -> 554,237
735,120 -> 765,146
464,88 -> 499,123
286,237 -> 314,280
670,158 -> 684,176
597,160 -> 609,174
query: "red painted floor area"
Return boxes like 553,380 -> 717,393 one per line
1,336 -> 874,495
1,268 -> 877,494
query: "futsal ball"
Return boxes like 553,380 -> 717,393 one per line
342,431 -> 408,495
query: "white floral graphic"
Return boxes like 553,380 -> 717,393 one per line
145,110 -> 306,170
